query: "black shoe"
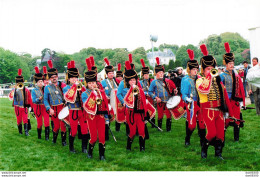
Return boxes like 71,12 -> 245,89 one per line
201,139 -> 209,159
18,124 -> 23,134
82,134 -> 89,153
45,126 -> 50,141
99,143 -> 105,160
234,125 -> 240,142
52,131 -> 58,144
215,139 -> 224,160
37,128 -> 42,139
158,119 -> 162,130
24,123 -> 29,136
198,128 -> 206,147
126,136 -> 133,151
87,143 -> 95,159
144,124 -> 149,140
166,118 -> 172,132
105,124 -> 109,141
69,135 -> 76,153
115,122 -> 121,132
185,121 -> 192,146
61,132 -> 67,146
139,136 -> 145,152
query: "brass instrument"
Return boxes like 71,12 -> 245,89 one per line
133,85 -> 139,95
76,81 -> 83,91
210,68 -> 218,77
94,88 -> 102,105
16,82 -> 24,89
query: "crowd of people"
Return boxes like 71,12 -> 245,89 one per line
7,42 -> 259,161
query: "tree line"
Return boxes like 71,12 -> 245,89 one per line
0,32 -> 250,84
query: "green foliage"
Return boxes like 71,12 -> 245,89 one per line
159,43 -> 179,54
1,98 -> 260,171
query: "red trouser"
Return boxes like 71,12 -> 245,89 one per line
14,106 -> 28,125
126,108 -> 145,139
186,101 -> 205,131
202,108 -> 225,142
51,105 -> 66,133
33,104 -> 50,128
69,109 -> 88,137
157,102 -> 171,120
225,100 -> 241,127
87,114 -> 105,145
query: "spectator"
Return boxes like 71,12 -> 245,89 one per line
243,60 -> 251,98
238,69 -> 244,80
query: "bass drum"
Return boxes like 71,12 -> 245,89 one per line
166,96 -> 181,109
58,106 -> 70,128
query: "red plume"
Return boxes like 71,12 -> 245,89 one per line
117,63 -> 121,71
34,66 -> 40,74
224,42 -> 231,53
86,58 -> 92,71
187,49 -> 194,60
67,62 -> 71,69
18,69 -> 22,76
125,61 -> 131,70
43,66 -> 47,74
156,57 -> 160,65
128,54 -> 133,63
104,58 -> 110,66
200,44 -> 208,56
70,60 -> 75,68
47,60 -> 53,69
140,59 -> 146,67
90,56 -> 95,66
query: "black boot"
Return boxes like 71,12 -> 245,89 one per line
234,124 -> 240,142
151,118 -> 155,128
105,124 -> 109,141
115,122 -> 121,132
158,119 -> 162,130
24,123 -> 29,136
99,143 -> 105,160
78,125 -> 82,139
139,136 -> 145,152
28,119 -> 31,131
126,136 -> 133,151
69,135 -> 76,153
215,139 -> 224,160
61,132 -> 67,146
52,131 -> 58,144
37,128 -> 42,139
199,128 -> 206,147
45,126 -> 50,141
87,143 -> 95,159
51,120 -> 54,132
201,139 -> 209,159
185,121 -> 192,146
18,124 -> 23,134
144,124 -> 149,140
82,134 -> 89,153
166,118 -> 172,132
125,123 -> 130,136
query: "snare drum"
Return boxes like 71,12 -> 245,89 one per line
166,96 -> 181,109
58,106 -> 70,127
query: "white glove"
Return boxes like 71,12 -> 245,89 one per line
224,112 -> 229,119
186,98 -> 192,103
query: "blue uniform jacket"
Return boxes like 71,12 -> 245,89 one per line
31,86 -> 44,104
148,79 -> 170,102
180,75 -> 198,102
101,78 -> 118,97
63,84 -> 82,110
44,83 -> 64,111
220,70 -> 233,99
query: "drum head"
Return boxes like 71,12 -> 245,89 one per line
58,106 -> 69,120
110,89 -> 117,114
166,96 -> 181,109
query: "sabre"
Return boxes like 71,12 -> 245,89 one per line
147,119 -> 163,132
241,106 -> 255,110
28,107 -> 36,120
229,117 -> 245,123
108,125 -> 117,142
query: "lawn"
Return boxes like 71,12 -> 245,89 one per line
0,98 -> 259,171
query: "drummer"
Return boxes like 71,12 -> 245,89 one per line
181,49 -> 206,146
101,58 -> 118,140
44,60 -> 67,146
81,63 -> 110,160
148,57 -> 177,131
63,60 -> 89,153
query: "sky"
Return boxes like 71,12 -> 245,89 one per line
0,0 -> 259,56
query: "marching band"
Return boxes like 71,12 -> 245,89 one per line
8,46 -> 249,160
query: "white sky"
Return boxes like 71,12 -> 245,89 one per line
0,0 -> 259,56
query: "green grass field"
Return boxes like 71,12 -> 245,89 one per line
0,98 -> 259,171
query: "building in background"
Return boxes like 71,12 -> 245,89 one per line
249,26 -> 260,62
147,49 -> 176,67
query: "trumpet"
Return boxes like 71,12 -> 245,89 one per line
16,82 -> 24,89
76,81 -> 82,91
94,88 -> 102,105
96,98 -> 102,105
210,68 -> 218,77
133,85 -> 139,95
